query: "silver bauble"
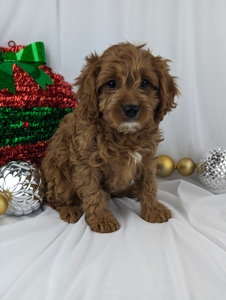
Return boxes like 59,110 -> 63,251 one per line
197,147 -> 226,190
0,161 -> 43,216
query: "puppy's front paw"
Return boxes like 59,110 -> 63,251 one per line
57,206 -> 83,223
141,202 -> 172,223
86,210 -> 120,233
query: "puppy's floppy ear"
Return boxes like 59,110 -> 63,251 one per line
153,57 -> 180,124
74,53 -> 100,123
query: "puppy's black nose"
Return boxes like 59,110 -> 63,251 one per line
123,105 -> 139,119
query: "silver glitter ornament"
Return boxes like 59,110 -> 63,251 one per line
197,147 -> 226,190
0,161 -> 43,216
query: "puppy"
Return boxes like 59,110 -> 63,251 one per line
41,42 -> 179,233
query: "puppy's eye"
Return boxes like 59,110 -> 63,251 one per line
107,80 -> 116,89
140,79 -> 148,89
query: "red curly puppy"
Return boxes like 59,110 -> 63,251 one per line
41,42 -> 179,233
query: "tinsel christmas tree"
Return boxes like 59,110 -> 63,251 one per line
0,41 -> 78,166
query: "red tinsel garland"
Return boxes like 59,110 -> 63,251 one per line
0,142 -> 48,167
0,65 -> 77,108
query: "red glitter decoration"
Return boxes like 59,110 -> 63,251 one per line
0,42 -> 78,167
0,141 -> 48,167
23,121 -> 29,128
0,65 -> 77,108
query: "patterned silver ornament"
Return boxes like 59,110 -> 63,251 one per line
0,161 -> 43,216
197,147 -> 226,190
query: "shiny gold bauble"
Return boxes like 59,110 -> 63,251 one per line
176,158 -> 196,176
156,155 -> 175,177
0,192 -> 9,215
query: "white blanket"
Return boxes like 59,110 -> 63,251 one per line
1,180 -> 226,300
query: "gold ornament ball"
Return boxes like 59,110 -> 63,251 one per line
0,192 -> 9,215
156,155 -> 175,177
176,158 -> 196,176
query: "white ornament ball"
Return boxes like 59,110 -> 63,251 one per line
197,147 -> 226,190
0,161 -> 43,216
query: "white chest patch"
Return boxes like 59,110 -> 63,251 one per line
128,152 -> 142,165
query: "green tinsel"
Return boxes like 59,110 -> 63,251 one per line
0,107 -> 72,147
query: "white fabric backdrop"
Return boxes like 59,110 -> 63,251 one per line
1,180 -> 226,300
1,0 -> 226,163
1,1 -> 226,299
0,181 -> 226,300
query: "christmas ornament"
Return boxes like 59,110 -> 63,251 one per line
176,158 -> 196,176
197,147 -> 226,190
0,41 -> 78,167
155,155 -> 175,177
0,161 -> 43,215
156,146 -> 226,190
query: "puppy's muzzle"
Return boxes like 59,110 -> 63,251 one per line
123,105 -> 139,119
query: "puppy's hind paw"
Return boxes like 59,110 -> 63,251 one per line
57,206 -> 83,223
86,210 -> 120,233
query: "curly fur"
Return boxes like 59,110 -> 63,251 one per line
41,42 -> 179,233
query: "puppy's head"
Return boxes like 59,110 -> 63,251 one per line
75,42 -> 179,131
